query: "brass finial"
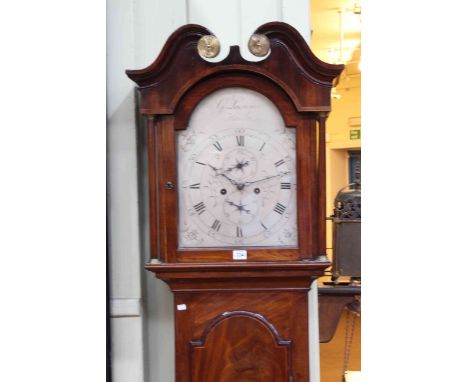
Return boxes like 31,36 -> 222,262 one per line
197,35 -> 220,58
248,34 -> 270,57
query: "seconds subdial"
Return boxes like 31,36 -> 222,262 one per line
222,147 -> 257,181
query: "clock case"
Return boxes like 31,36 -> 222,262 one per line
127,22 -> 343,382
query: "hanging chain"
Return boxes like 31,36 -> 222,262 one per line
342,307 -> 358,380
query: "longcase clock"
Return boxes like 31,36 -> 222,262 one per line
126,22 -> 343,382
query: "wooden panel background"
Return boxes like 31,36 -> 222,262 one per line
174,291 -> 310,382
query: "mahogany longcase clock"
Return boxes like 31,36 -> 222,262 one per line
126,22 -> 343,382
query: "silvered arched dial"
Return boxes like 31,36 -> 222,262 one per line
177,88 -> 298,248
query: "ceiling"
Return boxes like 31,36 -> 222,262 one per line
310,0 -> 361,88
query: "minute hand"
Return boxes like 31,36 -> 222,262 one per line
206,163 -> 240,187
244,171 -> 290,187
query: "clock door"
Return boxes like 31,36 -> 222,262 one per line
162,80 -> 318,263
151,79 -> 318,263
177,87 -> 298,250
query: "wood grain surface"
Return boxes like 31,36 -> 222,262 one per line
127,21 -> 343,382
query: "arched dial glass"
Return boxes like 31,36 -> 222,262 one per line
177,88 -> 298,248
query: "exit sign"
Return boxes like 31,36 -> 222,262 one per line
350,129 -> 361,140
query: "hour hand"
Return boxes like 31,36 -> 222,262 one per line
225,199 -> 251,214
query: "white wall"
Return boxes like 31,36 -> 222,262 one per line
107,1 -> 319,381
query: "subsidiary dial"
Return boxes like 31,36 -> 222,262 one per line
222,147 -> 258,181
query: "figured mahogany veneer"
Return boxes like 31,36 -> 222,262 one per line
190,311 -> 291,382
182,292 -> 305,382
127,22 -> 343,382
147,261 -> 328,382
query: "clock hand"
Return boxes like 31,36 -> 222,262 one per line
206,163 -> 221,172
206,163 -> 240,187
225,200 -> 251,214
218,173 -> 241,187
244,171 -> 291,187
226,159 -> 250,173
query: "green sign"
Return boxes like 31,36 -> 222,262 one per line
350,129 -> 361,140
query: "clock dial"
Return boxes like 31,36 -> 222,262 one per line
178,88 -> 298,248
